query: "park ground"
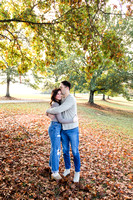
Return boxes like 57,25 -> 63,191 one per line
0,94 -> 133,199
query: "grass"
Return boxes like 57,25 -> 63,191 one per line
77,103 -> 133,138
0,94 -> 133,138
95,99 -> 133,111
0,102 -> 49,115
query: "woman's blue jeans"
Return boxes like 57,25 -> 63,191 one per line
61,127 -> 80,172
48,121 -> 62,173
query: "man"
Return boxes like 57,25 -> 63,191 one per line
46,81 -> 80,182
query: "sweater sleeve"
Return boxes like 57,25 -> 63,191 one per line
52,102 -> 73,124
56,113 -> 73,124
46,95 -> 74,114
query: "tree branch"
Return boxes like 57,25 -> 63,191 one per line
0,34 -> 12,41
5,29 -> 24,57
100,9 -> 131,16
0,18 -> 52,24
52,5 -> 84,23
84,0 -> 103,39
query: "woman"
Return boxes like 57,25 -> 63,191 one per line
47,88 -> 77,180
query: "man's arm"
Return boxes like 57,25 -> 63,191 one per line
56,114 -> 78,124
56,113 -> 74,124
46,113 -> 55,120
46,96 -> 74,114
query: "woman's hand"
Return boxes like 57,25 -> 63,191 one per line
73,115 -> 78,122
46,113 -> 55,120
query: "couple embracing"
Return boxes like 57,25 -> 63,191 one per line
46,81 -> 80,183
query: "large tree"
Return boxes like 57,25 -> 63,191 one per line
0,0 -> 132,100
0,0 -> 132,67
83,3 -> 133,103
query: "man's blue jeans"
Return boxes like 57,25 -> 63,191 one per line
48,121 -> 62,173
61,127 -> 80,172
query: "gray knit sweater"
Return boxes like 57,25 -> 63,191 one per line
51,102 -> 74,124
46,94 -> 78,130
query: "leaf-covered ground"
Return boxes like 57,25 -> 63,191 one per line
0,104 -> 132,200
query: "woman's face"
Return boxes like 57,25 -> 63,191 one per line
55,90 -> 62,101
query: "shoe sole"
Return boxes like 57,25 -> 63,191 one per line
63,173 -> 70,177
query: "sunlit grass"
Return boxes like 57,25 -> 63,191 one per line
0,102 -> 49,115
77,104 -> 133,138
95,99 -> 133,111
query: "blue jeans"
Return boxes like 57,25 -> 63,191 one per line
61,127 -> 80,172
48,121 -> 62,173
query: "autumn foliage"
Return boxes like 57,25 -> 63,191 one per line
0,103 -> 132,199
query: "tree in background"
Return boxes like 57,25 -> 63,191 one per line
0,43 -> 45,97
0,42 -> 24,97
98,68 -> 132,100
83,3 -> 133,103
43,53 -> 87,95
0,62 -> 45,97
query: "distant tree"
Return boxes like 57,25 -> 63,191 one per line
0,62 -> 20,97
98,67 -> 132,100
0,59 -> 44,97
0,64 -> 45,97
0,40 -> 45,97
102,94 -> 105,101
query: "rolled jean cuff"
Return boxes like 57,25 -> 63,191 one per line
75,170 -> 80,172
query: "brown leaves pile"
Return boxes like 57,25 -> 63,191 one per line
0,108 -> 132,199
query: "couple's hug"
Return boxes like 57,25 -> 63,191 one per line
46,81 -> 80,182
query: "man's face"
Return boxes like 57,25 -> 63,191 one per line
60,83 -> 67,95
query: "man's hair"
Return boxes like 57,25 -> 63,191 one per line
61,80 -> 71,90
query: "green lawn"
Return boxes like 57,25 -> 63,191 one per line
74,94 -> 133,137
77,103 -> 133,138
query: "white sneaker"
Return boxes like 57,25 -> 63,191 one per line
73,172 -> 80,182
63,169 -> 70,177
51,172 -> 62,180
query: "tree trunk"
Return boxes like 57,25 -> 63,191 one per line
102,94 -> 105,100
73,87 -> 76,96
6,78 -> 10,97
107,95 -> 110,99
89,90 -> 95,104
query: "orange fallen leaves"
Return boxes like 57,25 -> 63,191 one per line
0,107 -> 132,199
127,184 -> 132,189
128,173 -> 133,181
4,134 -> 9,138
